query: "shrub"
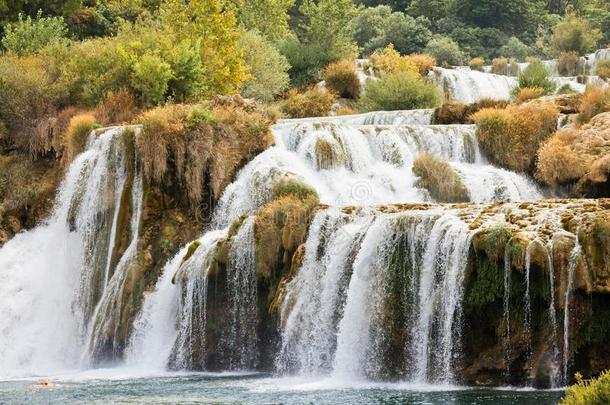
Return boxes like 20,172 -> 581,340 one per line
560,370 -> 610,405
552,12 -> 602,56
424,36 -> 465,67
412,153 -> 469,203
130,53 -> 174,107
369,44 -> 418,75
63,114 -> 97,163
514,61 -> 556,96
577,86 -> 610,125
272,178 -> 319,201
514,87 -> 546,104
491,57 -> 518,76
473,103 -> 558,173
597,60 -> 610,81
238,30 -> 290,102
1,11 -> 67,56
95,89 -> 139,126
433,102 -> 468,124
322,60 -> 361,99
278,37 -> 333,87
536,128 -> 589,186
469,57 -> 485,71
283,88 -> 334,118
558,51 -> 580,76
499,36 -> 531,63
358,71 -> 442,112
405,53 -> 436,76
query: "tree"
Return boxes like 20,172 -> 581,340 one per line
160,0 -> 249,95
239,31 -> 290,101
499,36 -> 532,61
1,11 -> 67,55
551,10 -> 602,55
424,36 -> 465,66
232,0 -> 295,41
408,0 -> 453,27
300,0 -> 360,61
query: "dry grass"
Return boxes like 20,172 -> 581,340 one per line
369,44 -> 418,76
335,106 -> 357,116
491,57 -> 518,75
96,88 -> 140,126
63,113 -> 97,164
469,57 -> 485,71
136,102 -> 274,206
433,98 -> 509,124
597,60 -> 610,81
577,86 -> 610,125
536,112 -> 610,193
558,52 -> 580,76
321,60 -> 361,99
473,102 -> 558,173
412,153 -> 469,202
283,88 -> 334,118
405,53 -> 436,76
514,87 -> 546,104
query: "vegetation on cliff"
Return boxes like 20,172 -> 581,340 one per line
412,153 -> 469,202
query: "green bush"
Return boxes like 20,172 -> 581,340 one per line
1,11 -> 67,56
278,37 -> 332,87
499,37 -> 531,63
424,36 -> 465,67
238,31 -> 290,102
514,61 -> 556,96
358,71 -> 442,112
560,370 -> 610,405
130,53 -> 173,107
321,60 -> 361,99
551,12 -> 602,56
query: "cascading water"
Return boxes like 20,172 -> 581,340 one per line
562,234 -> 582,384
428,67 -> 517,102
0,127 -> 141,377
503,240 -> 512,377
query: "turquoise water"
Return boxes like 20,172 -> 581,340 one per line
0,372 -> 564,404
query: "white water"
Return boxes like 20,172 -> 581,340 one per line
562,235 -> 582,384
503,241 -> 512,377
0,128 -> 139,377
429,67 -> 517,103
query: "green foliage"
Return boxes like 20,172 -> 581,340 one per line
349,6 -> 432,56
514,60 -> 556,96
582,306 -> 610,345
278,37 -> 332,87
467,260 -> 504,307
1,11 -> 67,55
551,12 -> 602,56
449,26 -> 507,61
499,37 -> 532,62
412,153 -> 469,202
560,370 -> 610,405
238,31 -> 290,102
358,71 -> 441,112
424,36 -> 465,67
299,0 -> 359,62
130,53 -> 173,107
232,0 -> 294,41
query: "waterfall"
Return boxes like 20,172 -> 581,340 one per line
524,239 -> 535,373
0,127 -> 141,377
546,242 -> 561,387
562,235 -> 582,384
503,240 -> 512,378
428,67 -> 517,103
225,216 -> 258,369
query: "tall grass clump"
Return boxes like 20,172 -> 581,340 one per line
514,87 -> 546,104
469,57 -> 485,71
473,103 -> 558,173
514,61 -> 556,96
577,86 -> 610,125
412,153 -> 469,203
63,114 -> 97,164
597,60 -> 610,81
558,51 -> 580,76
321,60 -> 361,99
358,71 -> 441,112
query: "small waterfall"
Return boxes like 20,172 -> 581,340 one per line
562,235 -> 582,384
225,216 -> 258,369
428,67 -> 517,103
546,243 -> 561,387
524,240 -> 535,371
169,230 -> 228,370
503,240 -> 512,378
0,127 -> 140,377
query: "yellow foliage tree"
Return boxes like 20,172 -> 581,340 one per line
160,0 -> 249,96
